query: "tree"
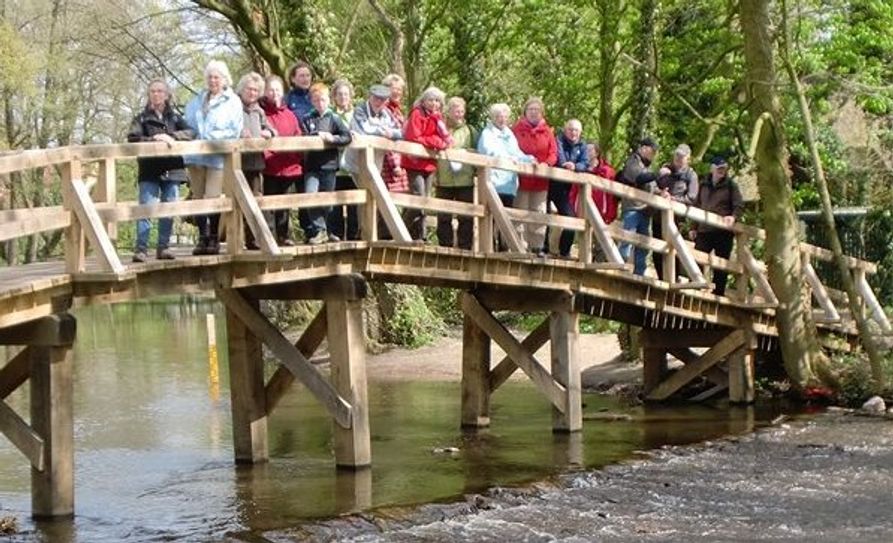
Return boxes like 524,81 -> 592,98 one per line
739,0 -> 826,389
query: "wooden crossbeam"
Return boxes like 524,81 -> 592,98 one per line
357,147 -> 411,241
231,169 -> 280,255
264,307 -> 328,413
489,317 -> 551,392
662,210 -> 708,286
647,329 -> 746,401
0,398 -> 45,471
245,274 -> 367,302
0,315 -> 77,347
65,175 -> 124,274
739,246 -> 779,305
0,347 -> 31,399
479,180 -> 524,252
461,292 -> 566,412
582,195 -> 624,264
668,347 -> 728,388
804,261 -> 840,322
216,288 -> 352,428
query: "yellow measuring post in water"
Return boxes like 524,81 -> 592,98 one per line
207,313 -> 220,401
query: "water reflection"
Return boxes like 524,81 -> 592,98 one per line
0,299 -> 790,541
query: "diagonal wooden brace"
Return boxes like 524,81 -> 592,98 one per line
647,329 -> 746,401
264,307 -> 328,414
216,288 -> 353,428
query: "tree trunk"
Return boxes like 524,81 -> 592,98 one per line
778,0 -> 885,392
739,0 -> 824,389
626,0 -> 659,149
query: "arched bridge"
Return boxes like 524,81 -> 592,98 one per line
0,136 -> 888,518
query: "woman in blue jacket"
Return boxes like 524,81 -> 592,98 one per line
184,60 -> 243,255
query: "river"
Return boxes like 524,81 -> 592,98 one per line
0,299 -> 791,542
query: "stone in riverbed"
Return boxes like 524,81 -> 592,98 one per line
861,395 -> 886,414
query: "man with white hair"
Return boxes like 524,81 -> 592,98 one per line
550,118 -> 589,257
652,143 -> 699,280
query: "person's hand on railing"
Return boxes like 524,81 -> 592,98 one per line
152,133 -> 175,147
318,131 -> 335,143
562,161 -> 576,170
722,215 -> 736,227
260,129 -> 273,139
688,228 -> 698,241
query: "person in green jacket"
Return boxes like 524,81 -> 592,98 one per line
435,97 -> 477,249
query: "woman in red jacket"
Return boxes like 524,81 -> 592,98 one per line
260,75 -> 302,246
512,97 -> 557,256
402,86 -> 452,240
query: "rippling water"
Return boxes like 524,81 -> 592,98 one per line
0,300 -> 787,542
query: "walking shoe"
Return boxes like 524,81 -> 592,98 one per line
192,238 -> 209,256
277,237 -> 295,247
132,250 -> 148,263
327,233 -> 341,242
156,248 -> 175,260
206,237 -> 221,255
307,231 -> 328,245
245,241 -> 260,250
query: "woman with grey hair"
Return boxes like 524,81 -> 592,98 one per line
237,71 -> 275,250
401,86 -> 452,240
184,59 -> 243,255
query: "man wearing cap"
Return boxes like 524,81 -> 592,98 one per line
343,84 -> 402,175
617,137 -> 660,275
652,143 -> 699,280
691,156 -> 743,296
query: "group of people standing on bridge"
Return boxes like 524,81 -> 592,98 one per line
128,59 -> 743,294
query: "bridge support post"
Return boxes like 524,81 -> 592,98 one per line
225,295 -> 269,464
461,312 -> 491,428
550,310 -> 582,433
0,314 -> 76,519
728,331 -> 756,404
327,299 -> 371,468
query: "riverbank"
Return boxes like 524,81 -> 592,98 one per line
279,411 -> 893,542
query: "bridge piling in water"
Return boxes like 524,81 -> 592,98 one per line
0,314 -> 77,518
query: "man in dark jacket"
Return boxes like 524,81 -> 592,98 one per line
652,143 -> 698,280
617,137 -> 659,275
548,119 -> 589,257
692,156 -> 744,295
300,82 -> 352,245
126,79 -> 195,262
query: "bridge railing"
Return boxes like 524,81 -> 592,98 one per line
0,136 -> 889,333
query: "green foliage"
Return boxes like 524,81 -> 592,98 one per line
864,202 -> 893,304
834,350 -> 893,406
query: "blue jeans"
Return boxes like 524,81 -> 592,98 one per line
620,208 -> 650,275
299,170 -> 336,238
136,179 -> 178,251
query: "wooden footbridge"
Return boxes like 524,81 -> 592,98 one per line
0,136 -> 888,518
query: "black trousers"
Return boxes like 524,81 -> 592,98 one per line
263,175 -> 299,241
695,229 -> 734,295
546,181 -> 575,257
329,174 -> 360,240
436,185 -> 474,250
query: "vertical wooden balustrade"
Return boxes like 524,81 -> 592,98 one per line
95,158 -> 117,242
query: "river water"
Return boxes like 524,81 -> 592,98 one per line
0,300 -> 789,542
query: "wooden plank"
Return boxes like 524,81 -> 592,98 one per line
461,312 -> 491,428
855,269 -> 892,333
663,210 -> 707,284
0,147 -> 72,175
356,146 -> 411,242
328,299 -> 371,467
256,190 -> 366,210
661,210 -> 678,284
642,347 -> 667,395
582,196 -> 624,264
61,161 -> 86,273
0,314 -> 77,347
30,345 -> 74,518
550,311 -> 582,432
489,317 -> 551,393
640,328 -> 731,349
728,344 -> 755,404
216,288 -> 352,428
0,347 -> 31,400
803,260 -> 840,322
476,168 -> 494,253
245,274 -> 367,302
480,180 -> 523,252
0,207 -> 70,242
66,175 -> 124,274
225,295 -> 269,464
0,398 -> 45,471
473,287 -> 574,313
95,198 -> 233,222
647,329 -> 746,401
264,306 -> 328,414
738,246 -> 778,305
578,184 -> 594,264
668,347 -> 728,387
95,159 -> 117,241
461,292 -> 566,412
232,168 -> 280,256
391,192 -> 485,217
504,207 -> 586,230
